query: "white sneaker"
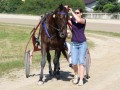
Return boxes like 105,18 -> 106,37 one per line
72,75 -> 78,84
78,80 -> 83,86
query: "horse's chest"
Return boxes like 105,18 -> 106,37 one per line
50,39 -> 63,47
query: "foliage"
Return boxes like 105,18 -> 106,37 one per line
0,0 -> 23,13
0,0 -> 85,15
0,0 -> 6,12
94,0 -> 120,13
103,4 -> 115,13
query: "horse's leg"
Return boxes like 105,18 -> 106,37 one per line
53,50 -> 61,77
56,51 -> 61,76
47,50 -> 53,76
38,48 -> 46,85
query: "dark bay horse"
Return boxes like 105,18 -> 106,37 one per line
38,4 -> 68,84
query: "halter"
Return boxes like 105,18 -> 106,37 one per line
57,12 -> 67,15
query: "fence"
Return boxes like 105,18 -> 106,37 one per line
84,13 -> 120,20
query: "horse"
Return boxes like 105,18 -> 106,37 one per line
38,4 -> 69,84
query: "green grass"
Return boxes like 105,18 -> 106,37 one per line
0,23 -> 36,76
86,30 -> 120,38
0,60 -> 24,76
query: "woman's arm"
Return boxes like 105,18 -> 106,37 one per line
67,15 -> 72,29
69,8 -> 85,24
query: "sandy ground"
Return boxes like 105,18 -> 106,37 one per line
0,33 -> 120,90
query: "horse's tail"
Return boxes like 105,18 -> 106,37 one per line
61,49 -> 69,62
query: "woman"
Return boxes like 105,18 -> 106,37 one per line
68,8 -> 87,86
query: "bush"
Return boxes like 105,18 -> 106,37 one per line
0,0 -> 6,13
0,0 -> 85,15
103,4 -> 115,13
0,0 -> 23,13
94,0 -> 120,13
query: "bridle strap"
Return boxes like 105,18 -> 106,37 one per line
49,24 -> 61,31
57,12 -> 67,15
44,22 -> 51,38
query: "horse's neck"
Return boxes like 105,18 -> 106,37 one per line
43,15 -> 58,36
47,16 -> 56,29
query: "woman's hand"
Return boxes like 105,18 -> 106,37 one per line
68,8 -> 73,13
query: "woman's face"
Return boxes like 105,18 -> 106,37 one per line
75,9 -> 82,17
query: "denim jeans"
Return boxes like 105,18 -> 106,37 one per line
71,41 -> 87,65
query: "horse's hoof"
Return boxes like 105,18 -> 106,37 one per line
56,75 -> 61,79
56,71 -> 60,76
49,71 -> 53,76
52,78 -> 57,81
38,81 -> 44,85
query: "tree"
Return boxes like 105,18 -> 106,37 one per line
94,0 -> 120,13
103,4 -> 115,13
6,0 -> 23,13
0,0 -> 85,15
0,0 -> 6,13
0,0 -> 23,13
18,0 -> 85,15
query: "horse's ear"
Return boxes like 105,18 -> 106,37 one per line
60,4 -> 63,6
53,14 -> 56,18
59,4 -> 63,9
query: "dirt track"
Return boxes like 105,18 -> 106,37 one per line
0,33 -> 120,90
0,14 -> 120,33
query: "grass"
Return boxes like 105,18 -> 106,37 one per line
0,23 -> 36,76
0,60 -> 23,76
86,30 -> 120,38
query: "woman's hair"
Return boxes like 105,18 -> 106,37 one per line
77,8 -> 83,13
77,8 -> 84,17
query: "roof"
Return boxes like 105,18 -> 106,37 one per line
84,0 -> 96,5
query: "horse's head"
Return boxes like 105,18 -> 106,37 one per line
53,4 -> 68,38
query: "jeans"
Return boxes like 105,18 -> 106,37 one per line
71,41 -> 87,65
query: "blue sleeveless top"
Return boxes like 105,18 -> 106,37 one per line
71,17 -> 86,43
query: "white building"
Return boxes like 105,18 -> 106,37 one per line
84,0 -> 96,12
